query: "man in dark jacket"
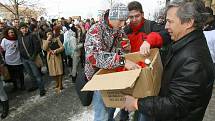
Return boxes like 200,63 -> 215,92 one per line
122,0 -> 215,121
18,22 -> 46,96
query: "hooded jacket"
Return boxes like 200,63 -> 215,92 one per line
84,15 -> 126,80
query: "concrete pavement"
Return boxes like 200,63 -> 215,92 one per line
0,73 -> 215,121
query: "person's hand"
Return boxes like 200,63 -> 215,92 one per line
122,95 -> 138,112
140,41 -> 150,56
123,43 -> 131,52
125,59 -> 140,70
121,38 -> 131,52
47,34 -> 52,41
51,50 -> 57,55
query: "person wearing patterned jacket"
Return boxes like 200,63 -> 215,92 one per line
84,2 -> 140,121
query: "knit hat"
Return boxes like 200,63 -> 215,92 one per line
19,22 -> 28,28
109,3 -> 129,21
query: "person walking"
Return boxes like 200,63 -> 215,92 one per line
18,22 -> 46,96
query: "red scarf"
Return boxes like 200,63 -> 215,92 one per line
5,36 -> 17,41
129,19 -> 145,33
127,19 -> 147,52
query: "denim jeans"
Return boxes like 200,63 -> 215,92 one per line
92,91 -> 108,121
108,108 -> 129,121
22,59 -> 45,91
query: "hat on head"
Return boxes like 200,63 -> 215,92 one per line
109,2 -> 128,21
19,22 -> 28,28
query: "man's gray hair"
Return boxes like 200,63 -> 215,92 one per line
166,0 -> 208,29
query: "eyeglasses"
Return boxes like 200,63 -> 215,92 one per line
128,14 -> 142,20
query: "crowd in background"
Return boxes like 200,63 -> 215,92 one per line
0,15 -> 96,119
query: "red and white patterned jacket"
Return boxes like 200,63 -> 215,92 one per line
84,19 -> 126,80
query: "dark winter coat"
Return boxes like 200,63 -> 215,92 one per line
17,32 -> 41,60
138,30 -> 215,121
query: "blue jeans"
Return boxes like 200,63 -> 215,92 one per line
22,59 -> 45,91
108,108 -> 129,121
92,91 -> 108,121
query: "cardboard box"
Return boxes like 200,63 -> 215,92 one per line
82,48 -> 163,108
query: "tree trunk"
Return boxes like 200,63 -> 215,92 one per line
14,0 -> 19,18
166,0 -> 170,5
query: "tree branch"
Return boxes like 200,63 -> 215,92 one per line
0,2 -> 16,15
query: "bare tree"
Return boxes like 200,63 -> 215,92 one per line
0,0 -> 44,18
108,0 -> 115,7
166,0 -> 170,5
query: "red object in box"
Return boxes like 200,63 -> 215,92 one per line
115,67 -> 127,72
137,61 -> 146,68
121,41 -> 127,48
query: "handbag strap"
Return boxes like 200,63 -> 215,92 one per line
21,37 -> 31,57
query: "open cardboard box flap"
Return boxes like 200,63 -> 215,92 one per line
82,69 -> 141,91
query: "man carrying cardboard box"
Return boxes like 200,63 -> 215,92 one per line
84,2 -> 140,121
123,0 -> 215,121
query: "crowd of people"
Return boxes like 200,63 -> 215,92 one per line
0,12 -> 96,119
0,0 -> 215,121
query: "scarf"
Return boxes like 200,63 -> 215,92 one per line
129,18 -> 145,33
5,36 -> 17,41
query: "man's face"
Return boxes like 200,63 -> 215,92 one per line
20,27 -> 28,35
128,10 -> 143,26
13,20 -> 19,28
165,7 -> 189,41
110,20 -> 126,30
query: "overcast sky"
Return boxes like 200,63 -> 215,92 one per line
1,0 -> 166,20
38,0 -> 166,20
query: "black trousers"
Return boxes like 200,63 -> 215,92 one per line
6,64 -> 24,88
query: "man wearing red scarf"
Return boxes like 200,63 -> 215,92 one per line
122,1 -> 168,121
124,1 -> 164,53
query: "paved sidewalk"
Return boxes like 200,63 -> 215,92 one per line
0,73 -> 215,121
203,86 -> 215,121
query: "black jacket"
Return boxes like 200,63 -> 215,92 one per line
18,32 -> 41,60
138,30 -> 214,121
